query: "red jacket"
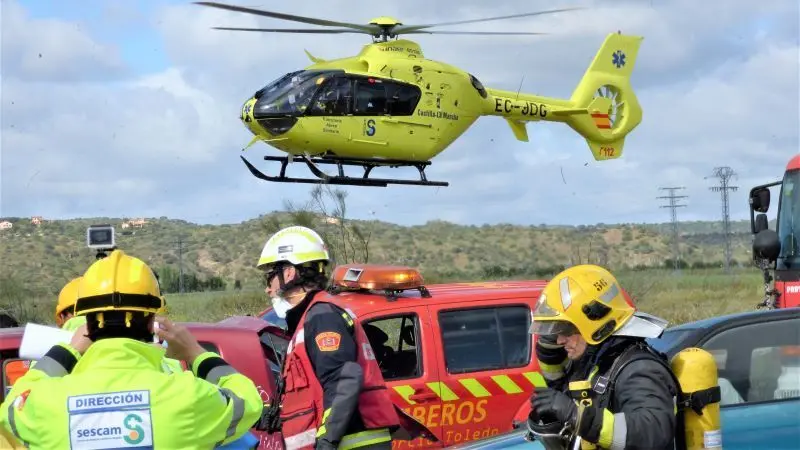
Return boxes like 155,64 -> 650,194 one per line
279,297 -> 400,450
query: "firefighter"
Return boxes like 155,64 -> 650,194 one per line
257,225 -> 400,450
54,276 -> 86,332
528,264 -> 679,450
0,249 -> 263,447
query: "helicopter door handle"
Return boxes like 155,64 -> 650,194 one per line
409,390 -> 437,402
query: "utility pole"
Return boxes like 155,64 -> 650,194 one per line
172,236 -> 188,293
657,187 -> 688,271
707,167 -> 739,273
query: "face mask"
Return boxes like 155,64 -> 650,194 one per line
271,297 -> 294,319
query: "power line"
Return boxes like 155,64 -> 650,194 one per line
707,167 -> 739,273
657,187 -> 688,271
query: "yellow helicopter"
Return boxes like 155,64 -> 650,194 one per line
197,2 -> 644,187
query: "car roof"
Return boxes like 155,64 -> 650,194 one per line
669,307 -> 800,330
317,280 -> 548,316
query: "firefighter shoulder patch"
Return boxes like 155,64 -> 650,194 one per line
315,332 -> 342,352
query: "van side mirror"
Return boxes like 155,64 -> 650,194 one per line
750,188 -> 771,213
754,214 -> 769,233
753,229 -> 781,262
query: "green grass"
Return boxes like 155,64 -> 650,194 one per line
164,267 -> 765,327
3,267 -> 766,328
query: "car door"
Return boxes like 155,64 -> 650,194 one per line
360,307 -> 444,449
426,300 -> 545,447
697,315 -> 800,449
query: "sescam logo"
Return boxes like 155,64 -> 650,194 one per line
69,390 -> 154,449
124,413 -> 146,444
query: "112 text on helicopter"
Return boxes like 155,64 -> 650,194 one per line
196,2 -> 644,187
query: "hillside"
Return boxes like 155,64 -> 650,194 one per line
0,212 -> 761,296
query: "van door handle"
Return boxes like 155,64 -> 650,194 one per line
409,391 -> 438,402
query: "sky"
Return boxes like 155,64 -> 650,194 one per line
1,0 -> 798,227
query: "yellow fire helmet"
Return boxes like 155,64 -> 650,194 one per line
74,249 -> 164,317
530,264 -> 668,345
55,276 -> 82,325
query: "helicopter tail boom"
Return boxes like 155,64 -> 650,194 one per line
482,32 -> 643,161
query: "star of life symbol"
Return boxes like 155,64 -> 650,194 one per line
612,50 -> 626,68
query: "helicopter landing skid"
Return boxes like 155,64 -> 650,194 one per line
241,154 -> 449,187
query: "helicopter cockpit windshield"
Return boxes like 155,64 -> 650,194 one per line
253,70 -> 342,117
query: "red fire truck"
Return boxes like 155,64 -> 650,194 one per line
748,153 -> 800,309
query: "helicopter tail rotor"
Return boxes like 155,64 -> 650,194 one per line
565,32 -> 644,161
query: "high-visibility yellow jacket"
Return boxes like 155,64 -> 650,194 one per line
0,338 -> 263,449
60,315 -> 87,332
60,315 -> 184,373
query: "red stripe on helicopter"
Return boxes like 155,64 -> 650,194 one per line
591,113 -> 611,129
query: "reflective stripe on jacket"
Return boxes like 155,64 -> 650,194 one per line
280,297 -> 400,450
0,338 -> 263,449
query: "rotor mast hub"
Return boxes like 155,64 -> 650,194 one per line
369,16 -> 402,42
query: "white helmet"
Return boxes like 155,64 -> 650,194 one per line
257,226 -> 330,270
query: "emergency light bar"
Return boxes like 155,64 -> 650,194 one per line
330,264 -> 430,299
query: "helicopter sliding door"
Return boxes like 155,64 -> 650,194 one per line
300,74 -> 427,161
349,77 -> 430,161
301,75 -> 354,155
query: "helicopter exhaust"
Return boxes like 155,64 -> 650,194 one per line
482,32 -> 644,162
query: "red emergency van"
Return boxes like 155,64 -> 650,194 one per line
259,264 -> 550,448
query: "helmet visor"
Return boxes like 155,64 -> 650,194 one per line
529,319 -> 579,337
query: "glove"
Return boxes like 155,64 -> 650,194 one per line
531,387 -> 578,426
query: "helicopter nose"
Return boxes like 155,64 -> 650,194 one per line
241,97 -> 257,124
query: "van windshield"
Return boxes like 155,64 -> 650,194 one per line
777,169 -> 800,269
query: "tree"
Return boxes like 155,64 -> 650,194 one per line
261,185 -> 373,267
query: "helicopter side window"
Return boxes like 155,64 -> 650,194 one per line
353,79 -> 387,115
308,77 -> 352,116
385,82 -> 421,116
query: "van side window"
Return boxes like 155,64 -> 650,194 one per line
363,314 -> 422,380
439,305 -> 531,374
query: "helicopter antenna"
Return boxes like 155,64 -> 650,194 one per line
515,75 -> 525,100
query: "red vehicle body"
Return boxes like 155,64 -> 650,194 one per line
749,154 -> 800,309
0,264 -> 553,449
257,265 -> 551,449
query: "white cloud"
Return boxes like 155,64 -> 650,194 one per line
0,0 -> 797,227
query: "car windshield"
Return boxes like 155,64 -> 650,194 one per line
254,70 -> 337,117
646,328 -> 694,356
777,169 -> 800,269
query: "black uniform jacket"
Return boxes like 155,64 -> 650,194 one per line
536,335 -> 678,450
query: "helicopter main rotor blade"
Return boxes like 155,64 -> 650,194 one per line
394,7 -> 585,34
403,30 -> 549,35
194,1 -> 378,33
212,27 -> 371,34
